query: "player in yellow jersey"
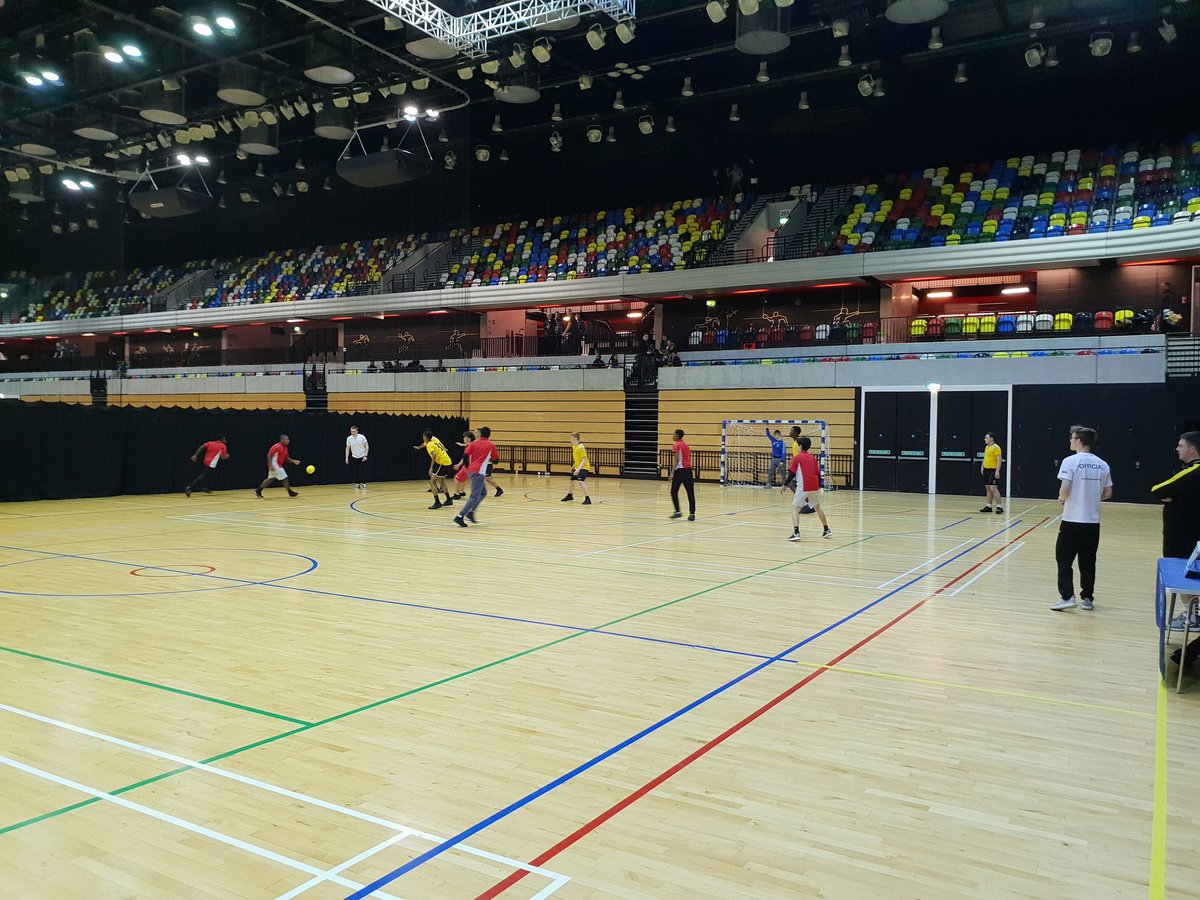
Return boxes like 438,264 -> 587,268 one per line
980,432 -> 1004,514
561,432 -> 593,505
415,429 -> 455,509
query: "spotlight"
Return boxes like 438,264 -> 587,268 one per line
86,217 -> 99,230
756,62 -> 769,83
201,122 -> 217,138
613,91 -> 624,110
1029,4 -> 1045,29
579,73 -> 593,90
532,37 -> 552,63
412,77 -> 430,90
1024,43 -> 1045,67
41,69 -> 61,82
551,102 -> 563,122
175,129 -> 190,144
122,44 -> 142,58
1159,19 -> 1178,43
280,101 -> 295,120
705,0 -> 728,24
954,61 -> 968,83
425,108 -> 439,119
1127,30 -> 1142,53
615,21 -> 635,43
323,177 -> 332,190
587,125 -> 602,143
832,18 -> 850,38
403,104 -> 419,116
23,73 -> 43,86
681,76 -> 694,97
352,88 -> 369,104
1090,32 -> 1112,57
837,45 -> 852,67
481,59 -> 500,74
63,178 -> 81,191
856,74 -> 875,97
157,132 -> 171,148
285,184 -> 295,197
272,182 -> 283,197
457,65 -> 474,80
665,115 -> 676,132
296,179 -> 309,193
51,222 -> 63,234
928,25 -> 943,50
244,110 -> 261,127
255,163 -> 265,177
294,97 -> 310,116
215,14 -> 236,31
190,16 -> 214,37
739,0 -> 759,15
606,125 -> 616,143
294,158 -> 305,170
176,153 -> 192,165
475,144 -> 490,162
500,148 -> 511,161
492,114 -> 503,132
728,102 -> 740,121
638,115 -> 653,135
798,90 -> 810,109
333,93 -> 350,109
444,150 -> 457,170
194,154 -> 209,165
549,132 -> 563,152
1044,44 -> 1058,66
101,46 -> 124,64
872,76 -> 885,97
509,44 -> 526,68
587,24 -> 606,50
438,128 -> 448,143
216,168 -> 226,183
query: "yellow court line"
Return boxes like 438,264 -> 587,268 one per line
791,659 -> 1154,719
1150,677 -> 1167,899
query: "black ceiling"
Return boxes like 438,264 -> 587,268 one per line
1,0 -> 1196,259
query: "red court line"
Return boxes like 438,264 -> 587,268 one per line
476,517 -> 1048,898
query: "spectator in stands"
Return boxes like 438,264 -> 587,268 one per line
590,353 -> 606,368
52,341 -> 66,360
434,359 -> 446,372
608,354 -> 620,369
367,360 -> 378,372
666,349 -> 682,367
549,313 -> 562,352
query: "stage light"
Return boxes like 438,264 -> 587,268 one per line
587,24 -> 605,49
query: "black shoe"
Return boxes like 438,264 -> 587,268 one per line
254,489 -> 263,499
465,512 -> 476,524
800,506 -> 815,514
561,495 -> 574,502
288,490 -> 299,498
429,500 -> 443,509
443,497 -> 453,506
453,492 -> 465,500
495,487 -> 504,497
185,486 -> 192,498
979,506 -> 993,513
688,514 -> 695,521
995,507 -> 1004,514
582,497 -> 592,505
669,512 -> 682,519
454,516 -> 467,528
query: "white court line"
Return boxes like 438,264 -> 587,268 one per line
0,703 -> 568,892
949,544 -> 1026,597
1042,513 -> 1063,529
876,539 -> 975,589
575,523 -> 743,558
0,754 -> 401,900
275,832 -> 411,900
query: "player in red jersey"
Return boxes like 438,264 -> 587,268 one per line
185,434 -> 229,497
255,434 -> 302,499
668,428 -> 696,521
783,435 -> 831,540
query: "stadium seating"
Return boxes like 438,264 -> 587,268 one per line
16,262 -> 207,322
816,134 -> 1200,256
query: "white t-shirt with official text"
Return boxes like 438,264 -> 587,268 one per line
1057,451 -> 1112,524
346,434 -> 369,459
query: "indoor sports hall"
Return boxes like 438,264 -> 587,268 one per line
3,0 -> 1200,898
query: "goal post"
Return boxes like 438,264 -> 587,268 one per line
721,419 -> 829,487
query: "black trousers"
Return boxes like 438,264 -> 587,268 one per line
1056,520 -> 1100,601
187,467 -> 217,493
671,467 -> 695,514
347,456 -> 368,483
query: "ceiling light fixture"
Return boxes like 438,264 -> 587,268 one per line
638,115 -> 653,134
1127,30 -> 1142,53
587,23 -> 606,50
578,73 -> 593,90
587,125 -> 602,142
832,18 -> 850,38
856,74 -> 875,97
1029,4 -> 1045,29
665,115 -> 676,132
739,0 -> 759,15
798,90 -> 810,109
122,44 -> 142,58
728,103 -> 740,121
606,125 -> 616,142
1025,43 -> 1045,67
190,16 -> 214,37
756,62 -> 769,83
215,14 -> 236,31
615,21 -> 635,43
551,102 -> 563,122
492,114 -> 503,132
532,37 -> 552,63
475,144 -> 490,162
549,132 -> 563,152
928,25 -> 943,50
705,0 -> 728,24
1159,19 -> 1178,43
954,61 -> 968,82
1044,44 -> 1058,66
509,44 -> 526,68
613,90 -> 624,110
837,45 -> 852,67
681,76 -> 694,97
1090,32 -> 1112,57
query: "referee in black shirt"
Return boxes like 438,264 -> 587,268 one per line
1153,431 -> 1200,663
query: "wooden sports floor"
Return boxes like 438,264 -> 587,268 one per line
1,477 -> 1197,899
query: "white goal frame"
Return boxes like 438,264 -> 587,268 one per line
721,419 -> 829,486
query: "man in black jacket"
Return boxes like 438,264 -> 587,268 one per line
1153,431 -> 1200,664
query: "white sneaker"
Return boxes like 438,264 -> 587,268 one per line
788,533 -> 802,542
1050,598 -> 1077,611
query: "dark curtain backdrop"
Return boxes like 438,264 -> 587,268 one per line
0,401 -> 466,502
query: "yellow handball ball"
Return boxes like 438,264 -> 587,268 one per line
305,465 -> 316,475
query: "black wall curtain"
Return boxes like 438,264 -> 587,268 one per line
0,401 -> 466,502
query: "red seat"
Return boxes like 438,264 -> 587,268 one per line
1094,310 -> 1114,331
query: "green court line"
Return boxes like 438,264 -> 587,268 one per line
0,538 -> 868,836
0,645 -> 313,727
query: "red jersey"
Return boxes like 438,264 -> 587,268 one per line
673,439 -> 691,469
789,450 -> 821,492
268,442 -> 290,468
466,438 -> 497,475
200,440 -> 228,468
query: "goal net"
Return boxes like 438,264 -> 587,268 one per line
721,419 -> 829,487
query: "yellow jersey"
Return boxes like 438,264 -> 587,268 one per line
983,443 -> 1002,470
572,442 -> 591,471
425,436 -> 452,466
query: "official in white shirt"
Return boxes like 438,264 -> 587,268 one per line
345,425 -> 370,490
1050,426 -> 1113,612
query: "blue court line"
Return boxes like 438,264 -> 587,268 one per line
0,543 -> 815,666
344,519 -> 1023,898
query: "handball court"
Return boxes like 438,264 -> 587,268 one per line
0,479 -> 1196,899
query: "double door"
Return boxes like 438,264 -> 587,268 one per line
862,392 -> 931,493
934,391 -> 1008,496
